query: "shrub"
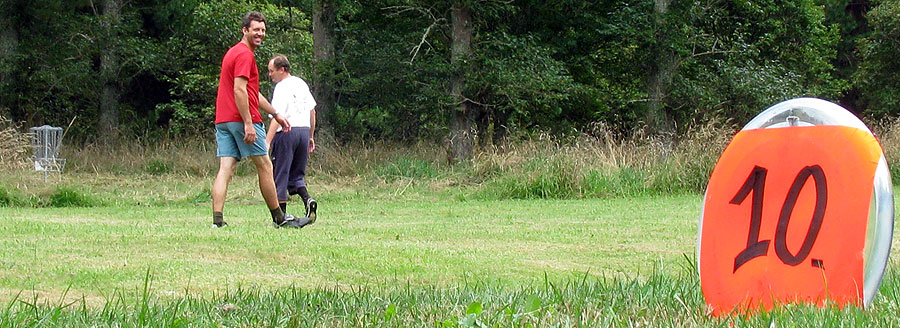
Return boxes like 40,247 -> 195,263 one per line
183,188 -> 211,205
144,159 -> 173,175
582,168 -> 648,198
376,156 -> 442,183
47,187 -> 97,207
0,186 -> 14,207
469,121 -> 736,200
646,122 -> 734,194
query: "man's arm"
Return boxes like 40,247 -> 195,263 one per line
233,77 -> 256,144
258,92 -> 275,115
260,92 -> 291,132
309,108 -> 316,153
266,119 -> 278,152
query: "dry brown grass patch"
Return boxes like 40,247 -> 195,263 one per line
0,115 -> 31,171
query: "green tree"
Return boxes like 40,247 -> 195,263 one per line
663,0 -> 845,125
333,0 -> 573,148
99,0 -> 124,136
1,0 -> 169,139
449,0 -> 475,162
855,0 -> 900,116
312,0 -> 338,129
824,0 -> 873,112
155,0 -> 314,133
0,0 -> 23,117
0,0 -> 868,144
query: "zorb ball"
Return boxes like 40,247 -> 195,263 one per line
697,98 -> 893,315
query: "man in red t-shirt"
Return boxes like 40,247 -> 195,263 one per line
211,11 -> 306,229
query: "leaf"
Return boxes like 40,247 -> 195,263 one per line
384,303 -> 397,321
525,294 -> 542,313
458,314 -> 477,328
466,301 -> 483,315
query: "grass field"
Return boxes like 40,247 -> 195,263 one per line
0,180 -> 699,303
3,171 -> 900,326
4,121 -> 900,326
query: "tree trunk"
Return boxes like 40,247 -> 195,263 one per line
449,1 -> 475,163
0,4 -> 18,114
646,0 -> 675,137
99,0 -> 122,136
312,0 -> 336,128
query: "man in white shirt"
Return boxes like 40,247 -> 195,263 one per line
265,55 -> 318,226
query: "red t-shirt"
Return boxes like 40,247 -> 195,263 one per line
215,42 -> 262,124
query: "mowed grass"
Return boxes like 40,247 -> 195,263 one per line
4,117 -> 900,325
3,179 -> 900,326
0,190 -> 698,305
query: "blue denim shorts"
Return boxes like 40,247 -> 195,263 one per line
215,122 -> 268,160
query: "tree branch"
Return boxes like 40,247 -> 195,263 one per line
384,5 -> 446,64
409,21 -> 438,64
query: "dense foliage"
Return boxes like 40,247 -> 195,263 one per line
0,0 -> 897,143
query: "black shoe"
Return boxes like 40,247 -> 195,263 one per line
275,213 -> 308,228
306,198 -> 317,224
281,216 -> 311,228
211,221 -> 228,228
273,213 -> 293,228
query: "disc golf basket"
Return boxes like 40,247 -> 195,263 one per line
30,125 -> 66,179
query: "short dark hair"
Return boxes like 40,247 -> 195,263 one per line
271,54 -> 290,73
242,11 -> 266,29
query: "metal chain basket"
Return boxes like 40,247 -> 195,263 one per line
30,125 -> 66,174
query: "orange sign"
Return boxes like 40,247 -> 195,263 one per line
700,125 -> 882,315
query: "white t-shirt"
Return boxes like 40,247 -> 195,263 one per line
271,75 -> 316,131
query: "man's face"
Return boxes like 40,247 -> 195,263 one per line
267,60 -> 286,83
242,20 -> 266,49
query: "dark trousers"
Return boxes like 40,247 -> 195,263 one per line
271,127 -> 310,202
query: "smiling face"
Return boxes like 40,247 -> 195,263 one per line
241,20 -> 266,50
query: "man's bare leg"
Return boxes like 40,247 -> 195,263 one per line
212,157 -> 238,226
249,154 -> 281,210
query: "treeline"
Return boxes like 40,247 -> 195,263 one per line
1,0 -> 899,160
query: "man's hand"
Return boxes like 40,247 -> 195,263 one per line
243,123 -> 257,144
308,138 -> 316,153
274,114 -> 291,132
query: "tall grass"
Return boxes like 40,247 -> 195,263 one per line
870,117 -> 900,180
0,269 -> 712,327
9,118 -> 900,205
469,122 -> 735,199
61,135 -> 220,177
4,262 -> 900,327
0,116 -> 30,171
